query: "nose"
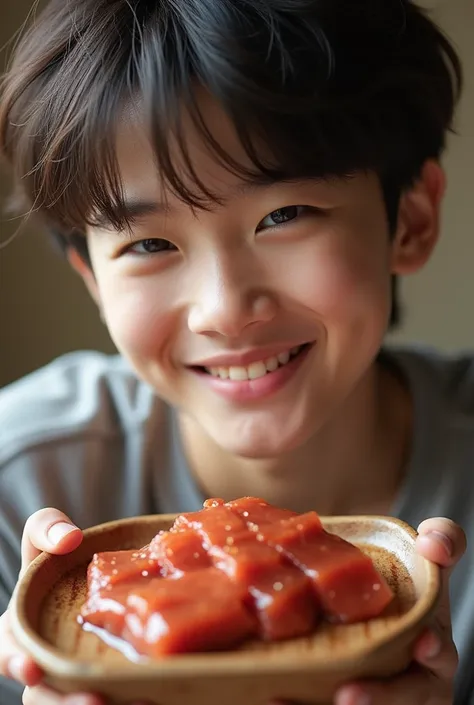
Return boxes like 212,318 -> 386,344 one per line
187,253 -> 277,339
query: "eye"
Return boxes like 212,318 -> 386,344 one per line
257,205 -> 306,231
123,238 -> 177,255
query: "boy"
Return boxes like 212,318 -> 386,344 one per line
0,0 -> 472,704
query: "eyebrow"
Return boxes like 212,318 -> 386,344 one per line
93,177 -> 318,230
94,199 -> 171,230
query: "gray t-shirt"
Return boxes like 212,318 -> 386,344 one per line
0,349 -> 473,704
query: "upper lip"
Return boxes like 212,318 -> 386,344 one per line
188,342 -> 312,369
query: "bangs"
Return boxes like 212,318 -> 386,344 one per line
0,0 -> 462,234
14,0 -> 359,232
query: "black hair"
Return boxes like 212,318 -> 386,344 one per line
0,0 -> 463,326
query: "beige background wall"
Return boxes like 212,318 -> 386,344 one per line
0,0 -> 473,389
388,0 -> 474,352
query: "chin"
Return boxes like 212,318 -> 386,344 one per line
210,418 -> 312,460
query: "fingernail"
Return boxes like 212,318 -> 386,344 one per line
427,531 -> 453,557
336,688 -> 371,705
47,522 -> 79,545
356,696 -> 371,705
64,694 -> 103,705
425,632 -> 443,659
8,655 -> 25,682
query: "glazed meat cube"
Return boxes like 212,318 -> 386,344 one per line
226,496 -> 298,528
149,529 -> 210,576
87,548 -> 161,594
123,569 -> 256,656
172,505 -> 248,546
208,531 -> 319,640
260,522 -> 393,623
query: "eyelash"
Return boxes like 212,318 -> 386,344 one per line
122,239 -> 177,256
121,205 -> 316,256
256,205 -> 311,231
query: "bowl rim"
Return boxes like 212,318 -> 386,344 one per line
10,513 -> 441,681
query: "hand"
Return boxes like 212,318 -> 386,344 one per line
270,517 -> 467,705
0,508 -> 149,705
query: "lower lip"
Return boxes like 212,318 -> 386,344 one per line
191,345 -> 314,402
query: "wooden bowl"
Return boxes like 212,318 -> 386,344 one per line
10,514 -> 440,705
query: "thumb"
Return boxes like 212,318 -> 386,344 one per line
415,518 -> 467,572
20,508 -> 83,576
415,518 -> 466,634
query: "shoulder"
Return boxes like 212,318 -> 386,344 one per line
0,351 -> 157,467
388,345 -> 474,516
388,346 -> 474,416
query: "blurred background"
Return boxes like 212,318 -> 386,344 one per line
0,0 -> 473,389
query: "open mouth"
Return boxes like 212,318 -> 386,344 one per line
194,343 -> 313,382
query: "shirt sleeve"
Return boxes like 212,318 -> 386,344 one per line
0,457 -> 28,705
0,352 -> 151,705
0,570 -> 22,705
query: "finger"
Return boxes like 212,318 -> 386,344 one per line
21,508 -> 83,573
416,518 -> 467,570
335,665 -> 448,705
23,684 -> 105,705
416,518 -> 466,637
414,628 -> 458,681
0,612 -> 43,687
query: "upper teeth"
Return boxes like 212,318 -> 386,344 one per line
206,346 -> 302,381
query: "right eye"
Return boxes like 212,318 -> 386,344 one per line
123,239 -> 178,255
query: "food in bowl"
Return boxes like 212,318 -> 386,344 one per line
79,497 -> 394,658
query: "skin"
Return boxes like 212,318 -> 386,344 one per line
0,95 -> 467,703
74,95 -> 447,517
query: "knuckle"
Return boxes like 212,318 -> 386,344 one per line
22,508 -> 65,557
24,508 -> 55,534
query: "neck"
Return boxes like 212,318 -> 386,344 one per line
178,358 -> 412,516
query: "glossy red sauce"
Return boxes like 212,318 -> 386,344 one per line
80,497 -> 393,658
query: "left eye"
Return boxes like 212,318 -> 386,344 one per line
123,238 -> 177,255
257,206 -> 305,230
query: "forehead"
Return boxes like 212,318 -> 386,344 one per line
115,91 -> 258,205
111,90 -> 384,221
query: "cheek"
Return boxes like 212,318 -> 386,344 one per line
287,236 -> 392,329
98,275 -> 176,359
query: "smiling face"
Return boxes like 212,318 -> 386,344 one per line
79,96 -> 442,459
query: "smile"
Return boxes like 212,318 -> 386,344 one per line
203,345 -> 308,381
192,343 -> 314,403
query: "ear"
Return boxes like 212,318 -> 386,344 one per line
391,160 -> 446,275
67,247 -> 102,309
